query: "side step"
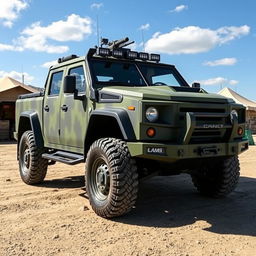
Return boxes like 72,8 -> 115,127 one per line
42,151 -> 84,165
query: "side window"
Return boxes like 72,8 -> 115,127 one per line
48,71 -> 63,96
68,66 -> 86,93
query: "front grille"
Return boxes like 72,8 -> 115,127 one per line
180,106 -> 232,144
180,107 -> 225,113
190,129 -> 226,144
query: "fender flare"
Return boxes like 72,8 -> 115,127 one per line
89,109 -> 136,140
18,111 -> 44,148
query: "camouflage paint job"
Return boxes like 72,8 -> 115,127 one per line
15,55 -> 249,161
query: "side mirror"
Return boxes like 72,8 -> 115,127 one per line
64,76 -> 76,93
192,82 -> 200,88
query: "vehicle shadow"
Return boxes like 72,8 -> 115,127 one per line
114,174 -> 256,237
37,175 -> 85,189
35,173 -> 256,237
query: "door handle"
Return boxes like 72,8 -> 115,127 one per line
44,105 -> 49,112
61,105 -> 68,112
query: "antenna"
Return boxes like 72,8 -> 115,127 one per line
141,30 -> 145,51
96,15 -> 100,47
21,65 -> 24,85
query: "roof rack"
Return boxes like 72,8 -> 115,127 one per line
58,54 -> 79,64
94,37 -> 161,63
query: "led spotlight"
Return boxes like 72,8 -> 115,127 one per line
150,54 -> 160,62
127,51 -> 138,59
138,52 -> 149,60
97,47 -> 110,56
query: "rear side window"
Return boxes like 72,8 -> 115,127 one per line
48,71 -> 63,96
68,66 -> 86,93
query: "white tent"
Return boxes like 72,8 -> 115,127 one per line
218,87 -> 256,111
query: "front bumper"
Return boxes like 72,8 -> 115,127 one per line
127,140 -> 249,162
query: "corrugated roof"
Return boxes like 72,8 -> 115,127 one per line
218,87 -> 256,111
0,76 -> 38,93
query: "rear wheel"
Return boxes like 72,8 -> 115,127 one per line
19,131 -> 48,184
191,156 -> 240,198
85,138 -> 138,218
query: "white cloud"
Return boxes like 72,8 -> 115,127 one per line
0,43 -> 15,51
0,14 -> 92,53
204,57 -> 237,66
0,70 -> 34,83
170,5 -> 188,13
41,60 -> 58,68
229,80 -> 239,85
16,35 -> 69,54
0,0 -> 28,28
0,14 -> 92,54
0,42 -> 23,51
197,77 -> 239,86
3,21 -> 13,28
90,3 -> 103,9
145,25 -> 250,55
139,23 -> 150,31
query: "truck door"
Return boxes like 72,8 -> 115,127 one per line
59,64 -> 88,148
43,68 -> 64,145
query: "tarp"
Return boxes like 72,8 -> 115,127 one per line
218,87 -> 256,111
244,130 -> 255,145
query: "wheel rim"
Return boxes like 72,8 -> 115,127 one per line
90,158 -> 110,201
20,144 -> 30,176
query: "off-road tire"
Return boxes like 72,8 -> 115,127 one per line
85,138 -> 138,218
191,156 -> 240,198
19,131 -> 48,184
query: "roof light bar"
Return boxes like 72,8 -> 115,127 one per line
95,46 -> 161,62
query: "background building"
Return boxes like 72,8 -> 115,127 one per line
218,87 -> 256,134
0,77 -> 38,140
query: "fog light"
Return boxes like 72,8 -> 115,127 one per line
147,127 -> 156,137
237,127 -> 243,136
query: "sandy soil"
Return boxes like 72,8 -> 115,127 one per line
0,143 -> 256,256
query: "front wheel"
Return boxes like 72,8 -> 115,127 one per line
19,131 -> 48,184
191,156 -> 240,198
85,138 -> 138,218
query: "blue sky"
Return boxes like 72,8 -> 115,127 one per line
0,0 -> 255,100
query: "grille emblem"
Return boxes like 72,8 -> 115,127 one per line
203,124 -> 224,129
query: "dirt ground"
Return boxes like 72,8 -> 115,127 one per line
0,143 -> 256,256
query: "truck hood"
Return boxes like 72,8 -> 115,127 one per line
100,86 -> 233,104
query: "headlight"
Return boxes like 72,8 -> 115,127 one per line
146,107 -> 158,122
230,109 -> 238,122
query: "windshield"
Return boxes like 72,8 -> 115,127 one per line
90,59 -> 187,88
90,59 -> 146,88
138,64 -> 184,87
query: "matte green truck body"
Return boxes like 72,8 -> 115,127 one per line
14,75 -> 248,159
14,39 -> 249,218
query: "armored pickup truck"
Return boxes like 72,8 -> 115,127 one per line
14,37 -> 249,218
